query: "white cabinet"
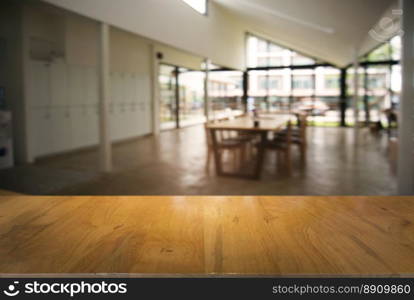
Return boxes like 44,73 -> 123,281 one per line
50,60 -> 67,106
139,75 -> 151,135
50,108 -> 72,153
119,73 -> 127,105
29,61 -> 101,158
110,71 -> 121,105
68,65 -> 84,106
29,61 -> 50,108
85,67 -> 98,105
71,107 -> 87,149
30,108 -> 51,157
109,105 -> 120,141
86,106 -> 99,146
28,62 -> 152,159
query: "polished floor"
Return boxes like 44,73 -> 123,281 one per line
0,126 -> 397,195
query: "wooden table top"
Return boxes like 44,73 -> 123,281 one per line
1,196 -> 413,276
206,115 -> 291,132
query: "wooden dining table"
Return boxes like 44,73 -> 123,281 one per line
206,114 -> 291,179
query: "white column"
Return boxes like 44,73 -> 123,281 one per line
398,0 -> 414,194
353,48 -> 360,128
98,23 -> 112,172
204,58 -> 210,122
151,45 -> 161,136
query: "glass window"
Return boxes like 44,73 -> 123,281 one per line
269,57 -> 283,67
247,34 -> 316,68
368,74 -> 386,89
291,52 -> 315,65
324,75 -> 339,89
159,65 -> 178,130
257,76 -> 282,90
269,43 -> 283,53
346,69 -> 365,93
269,76 -> 282,89
390,35 -> 401,60
178,70 -> 206,127
258,76 -> 268,90
366,43 -> 392,61
257,57 -> 268,67
257,39 -> 268,52
209,70 -> 244,119
293,75 -> 313,89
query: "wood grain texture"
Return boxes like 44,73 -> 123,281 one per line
0,196 -> 413,275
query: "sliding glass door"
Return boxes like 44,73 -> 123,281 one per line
178,69 -> 206,127
159,65 -> 178,130
159,64 -> 206,130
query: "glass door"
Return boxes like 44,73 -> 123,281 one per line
159,64 -> 178,130
159,64 -> 206,130
178,69 -> 206,127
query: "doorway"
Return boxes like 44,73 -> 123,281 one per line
159,64 -> 206,130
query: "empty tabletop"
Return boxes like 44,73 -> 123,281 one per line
206,115 -> 291,132
1,196 -> 413,276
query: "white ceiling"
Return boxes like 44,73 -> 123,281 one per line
40,0 -> 400,68
214,0 -> 399,66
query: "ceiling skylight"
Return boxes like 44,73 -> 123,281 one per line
182,0 -> 207,15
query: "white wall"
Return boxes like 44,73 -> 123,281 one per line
109,28 -> 152,142
22,2 -> 207,160
43,0 -> 246,70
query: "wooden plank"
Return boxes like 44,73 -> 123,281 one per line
0,196 -> 413,275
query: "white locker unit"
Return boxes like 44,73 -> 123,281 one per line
28,59 -> 153,159
125,107 -> 137,138
68,65 -> 85,106
126,73 -> 136,105
138,75 -> 151,135
109,104 -> 122,141
50,107 -> 72,153
49,59 -> 67,107
29,61 -> 50,108
84,67 -> 98,106
111,71 -> 121,105
70,106 -> 87,149
85,106 -> 99,146
30,108 -> 52,157
119,72 -> 127,105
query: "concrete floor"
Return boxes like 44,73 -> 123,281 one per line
0,126 -> 397,195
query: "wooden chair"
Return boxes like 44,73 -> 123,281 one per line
205,123 -> 249,172
262,121 -> 293,175
214,118 -> 256,162
275,114 -> 307,163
